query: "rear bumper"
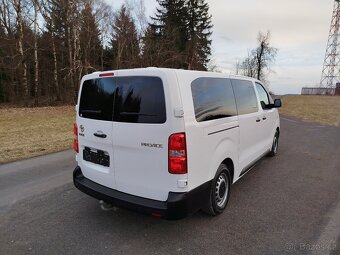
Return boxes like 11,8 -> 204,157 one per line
73,166 -> 212,220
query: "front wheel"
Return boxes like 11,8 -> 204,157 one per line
268,131 -> 279,157
203,164 -> 231,216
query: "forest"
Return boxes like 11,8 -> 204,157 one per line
0,0 -> 213,105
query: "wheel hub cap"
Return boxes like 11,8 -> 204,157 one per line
215,174 -> 228,208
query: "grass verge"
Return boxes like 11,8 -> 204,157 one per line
0,106 -> 75,164
0,95 -> 339,164
280,95 -> 340,127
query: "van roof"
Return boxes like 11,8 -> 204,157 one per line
82,67 -> 261,84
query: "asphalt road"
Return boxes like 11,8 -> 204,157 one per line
1,116 -> 340,255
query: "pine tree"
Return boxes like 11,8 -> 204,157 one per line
110,5 -> 140,69
79,1 -> 102,74
140,25 -> 158,67
146,0 -> 213,70
149,0 -> 188,68
186,0 -> 212,70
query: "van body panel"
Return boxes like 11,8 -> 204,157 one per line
237,111 -> 265,171
174,70 -> 240,190
253,82 -> 280,151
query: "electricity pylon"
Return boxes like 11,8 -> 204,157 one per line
320,0 -> 340,88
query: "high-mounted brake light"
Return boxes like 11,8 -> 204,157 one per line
168,133 -> 187,174
74,123 -> 79,153
99,72 -> 114,77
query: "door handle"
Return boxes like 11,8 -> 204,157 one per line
94,132 -> 107,138
263,117 -> 267,120
256,118 -> 261,123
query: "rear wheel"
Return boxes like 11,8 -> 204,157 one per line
203,164 -> 231,216
268,131 -> 279,157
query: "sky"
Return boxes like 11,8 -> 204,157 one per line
107,0 -> 334,95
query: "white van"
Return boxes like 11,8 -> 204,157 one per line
73,68 -> 282,219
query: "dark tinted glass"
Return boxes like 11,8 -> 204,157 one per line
231,79 -> 258,115
114,77 -> 166,124
191,78 -> 237,122
255,83 -> 269,106
79,78 -> 115,121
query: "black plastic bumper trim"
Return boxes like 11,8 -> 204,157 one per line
73,166 -> 212,220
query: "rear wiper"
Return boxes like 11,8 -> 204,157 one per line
80,110 -> 102,114
119,112 -> 156,117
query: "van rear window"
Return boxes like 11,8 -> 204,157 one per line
79,78 -> 115,121
79,76 -> 166,124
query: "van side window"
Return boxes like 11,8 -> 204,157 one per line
191,78 -> 237,122
231,79 -> 258,115
255,83 -> 270,108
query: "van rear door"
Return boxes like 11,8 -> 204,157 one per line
77,76 -> 116,190
112,70 -> 185,201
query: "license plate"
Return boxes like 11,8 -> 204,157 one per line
83,147 -> 110,167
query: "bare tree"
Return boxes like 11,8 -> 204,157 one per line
132,0 -> 148,35
254,31 -> 277,81
39,0 -> 61,100
93,0 -> 113,70
33,0 -> 39,104
0,0 -> 14,35
12,0 -> 28,98
238,31 -> 278,82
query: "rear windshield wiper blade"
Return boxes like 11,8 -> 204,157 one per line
119,112 -> 156,117
80,110 -> 102,114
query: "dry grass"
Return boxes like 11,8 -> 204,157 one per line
0,106 -> 75,164
1,95 -> 338,163
280,95 -> 340,127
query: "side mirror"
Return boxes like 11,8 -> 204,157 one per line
273,98 -> 282,108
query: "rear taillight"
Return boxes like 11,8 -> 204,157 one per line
168,133 -> 187,174
74,123 -> 79,153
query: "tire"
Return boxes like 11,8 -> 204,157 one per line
203,164 -> 231,216
268,131 -> 279,157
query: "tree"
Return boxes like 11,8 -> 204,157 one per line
141,25 -> 161,67
0,0 -> 215,105
254,31 -> 277,81
238,31 -> 278,82
93,0 -> 114,70
12,0 -> 28,98
39,0 -> 60,100
110,5 -> 140,69
185,0 -> 212,70
149,0 -> 188,68
145,0 -> 212,70
79,0 -> 102,74
33,0 -> 39,104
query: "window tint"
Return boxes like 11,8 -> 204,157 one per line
231,79 -> 258,115
79,78 -> 115,121
114,77 -> 166,124
191,78 -> 237,122
255,83 -> 269,107
79,76 -> 166,124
